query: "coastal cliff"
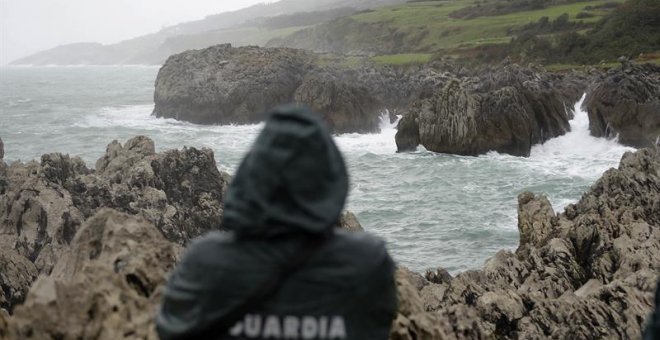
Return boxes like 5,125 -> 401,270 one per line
585,61 -> 660,148
0,136 -> 658,339
154,44 -> 593,155
394,64 -> 585,157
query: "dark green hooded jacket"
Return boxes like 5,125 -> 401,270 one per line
156,106 -> 397,340
644,280 -> 660,340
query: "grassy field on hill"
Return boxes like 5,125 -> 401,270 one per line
351,0 -> 622,50
269,0 -> 660,66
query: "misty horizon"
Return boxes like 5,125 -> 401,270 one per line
0,0 -> 273,65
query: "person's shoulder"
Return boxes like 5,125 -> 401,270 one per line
329,230 -> 393,269
179,231 -> 237,268
333,229 -> 387,251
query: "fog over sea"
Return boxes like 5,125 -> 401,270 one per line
0,66 -> 635,272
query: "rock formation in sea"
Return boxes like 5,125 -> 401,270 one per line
390,146 -> 660,339
154,43 -> 597,157
294,68 -> 383,133
1,137 -> 658,339
153,44 -> 450,135
585,61 -> 660,148
394,64 -> 584,157
153,44 -> 315,125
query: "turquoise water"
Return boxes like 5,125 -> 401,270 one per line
0,66 -> 634,273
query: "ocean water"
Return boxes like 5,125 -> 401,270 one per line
0,66 -> 635,273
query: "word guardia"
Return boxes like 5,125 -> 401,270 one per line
229,314 -> 347,339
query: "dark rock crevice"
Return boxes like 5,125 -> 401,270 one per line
585,62 -> 660,148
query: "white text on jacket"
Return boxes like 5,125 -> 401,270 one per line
229,314 -> 347,339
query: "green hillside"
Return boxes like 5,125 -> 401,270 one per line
352,0 -> 617,48
269,0 -> 659,66
10,0 -> 407,65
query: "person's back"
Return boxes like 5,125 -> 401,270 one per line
156,106 -> 397,340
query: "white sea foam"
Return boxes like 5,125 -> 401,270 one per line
481,94 -> 634,211
53,96 -> 635,272
334,111 -> 401,155
526,94 -> 633,179
5,98 -> 32,107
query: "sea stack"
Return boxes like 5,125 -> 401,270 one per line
395,64 -> 576,157
585,62 -> 660,148
153,44 -> 314,125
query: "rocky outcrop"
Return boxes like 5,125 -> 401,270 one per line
294,69 -> 383,133
7,209 -> 182,339
0,249 -> 38,312
585,61 -> 660,148
87,136 -> 228,243
157,45 -> 595,147
390,146 -> 660,339
396,64 -> 577,156
336,211 -> 364,232
153,44 -> 451,134
354,65 -> 452,116
0,138 -> 6,197
0,136 -> 364,321
153,44 -> 315,125
0,136 -> 229,310
4,209 -> 365,340
2,138 -> 658,339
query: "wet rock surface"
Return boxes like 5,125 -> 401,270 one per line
294,68 -> 383,133
153,44 -> 315,125
585,62 -> 660,148
336,211 -> 364,232
390,146 -> 660,339
395,64 -> 578,156
153,44 -> 450,135
0,137 -> 367,339
154,44 -> 594,156
0,136 -> 229,311
7,209 -> 182,340
1,137 -> 658,339
0,249 -> 38,312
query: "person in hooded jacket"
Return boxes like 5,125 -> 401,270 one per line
644,280 -> 660,340
156,105 -> 398,340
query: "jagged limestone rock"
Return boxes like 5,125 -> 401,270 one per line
585,62 -> 660,148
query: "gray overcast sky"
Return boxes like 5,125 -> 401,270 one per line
0,0 -> 271,64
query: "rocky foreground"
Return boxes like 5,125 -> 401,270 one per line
392,146 -> 660,339
0,136 -> 658,339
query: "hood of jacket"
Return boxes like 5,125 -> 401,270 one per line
222,105 -> 349,237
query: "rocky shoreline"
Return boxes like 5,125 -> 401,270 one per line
0,135 -> 658,339
153,44 -> 659,157
392,146 -> 660,339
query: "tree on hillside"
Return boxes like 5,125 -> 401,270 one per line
582,0 -> 660,61
509,0 -> 660,63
